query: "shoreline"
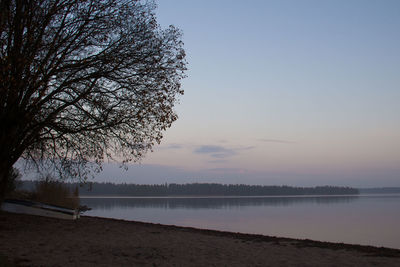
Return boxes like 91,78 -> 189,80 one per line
1,211 -> 400,266
107,217 -> 400,257
79,194 -> 362,198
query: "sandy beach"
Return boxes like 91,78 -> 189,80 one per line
1,211 -> 400,267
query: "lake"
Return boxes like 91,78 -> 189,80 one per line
80,194 -> 400,249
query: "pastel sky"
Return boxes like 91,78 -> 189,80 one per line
97,0 -> 400,187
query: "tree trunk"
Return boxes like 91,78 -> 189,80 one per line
0,124 -> 24,202
0,165 -> 11,203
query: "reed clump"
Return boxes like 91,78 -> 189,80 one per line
30,176 -> 80,209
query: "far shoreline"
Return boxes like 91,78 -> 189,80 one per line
79,194 -> 363,198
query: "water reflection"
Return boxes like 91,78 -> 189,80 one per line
80,194 -> 400,249
81,195 -> 359,210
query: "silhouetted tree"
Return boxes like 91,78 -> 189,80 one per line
0,0 -> 186,200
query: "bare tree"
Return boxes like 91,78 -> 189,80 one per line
0,0 -> 187,199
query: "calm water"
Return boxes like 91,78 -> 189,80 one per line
80,194 -> 400,249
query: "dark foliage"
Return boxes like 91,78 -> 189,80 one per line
0,0 -> 187,199
32,176 -> 80,209
5,167 -> 20,195
20,181 -> 359,196
358,187 -> 400,194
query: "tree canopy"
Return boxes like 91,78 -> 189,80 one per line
0,0 -> 187,198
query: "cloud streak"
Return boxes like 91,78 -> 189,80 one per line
258,139 -> 295,144
194,145 -> 236,158
157,143 -> 183,150
194,145 -> 255,159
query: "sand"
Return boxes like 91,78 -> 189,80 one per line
1,211 -> 400,267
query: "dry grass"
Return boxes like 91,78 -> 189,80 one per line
30,180 -> 80,209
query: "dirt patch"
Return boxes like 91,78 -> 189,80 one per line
1,211 -> 400,267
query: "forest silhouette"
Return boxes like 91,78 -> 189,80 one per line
20,181 -> 359,196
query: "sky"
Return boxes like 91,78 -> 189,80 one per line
96,0 -> 400,187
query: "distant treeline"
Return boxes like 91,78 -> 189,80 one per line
19,181 -> 359,196
358,187 -> 400,194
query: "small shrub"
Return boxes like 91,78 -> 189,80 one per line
31,175 -> 79,209
0,253 -> 13,267
4,168 -> 21,197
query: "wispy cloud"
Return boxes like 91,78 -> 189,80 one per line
207,159 -> 228,164
194,145 -> 236,158
206,167 -> 243,173
237,146 -> 255,151
205,168 -> 253,175
157,143 -> 183,150
194,145 -> 255,159
258,139 -> 295,144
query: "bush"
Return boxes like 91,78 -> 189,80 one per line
0,253 -> 13,267
4,168 -> 21,197
31,175 -> 79,209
